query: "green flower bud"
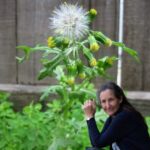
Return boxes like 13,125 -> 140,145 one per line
105,38 -> 112,47
90,43 -> 100,52
67,77 -> 75,85
90,58 -> 97,67
79,72 -> 86,79
89,9 -> 97,16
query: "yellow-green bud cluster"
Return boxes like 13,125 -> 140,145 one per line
79,72 -> 86,79
47,36 -> 69,48
67,76 -> 75,85
47,36 -> 56,48
90,43 -> 100,52
90,58 -> 97,67
106,58 -> 113,65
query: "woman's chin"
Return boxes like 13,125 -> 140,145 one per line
106,111 -> 115,116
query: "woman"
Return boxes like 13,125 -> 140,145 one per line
82,82 -> 150,150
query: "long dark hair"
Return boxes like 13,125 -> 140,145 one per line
97,81 -> 148,129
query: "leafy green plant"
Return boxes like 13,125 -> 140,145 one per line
15,3 -> 139,150
1,92 -> 150,150
0,92 -> 51,149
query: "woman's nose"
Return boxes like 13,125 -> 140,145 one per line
105,101 -> 110,109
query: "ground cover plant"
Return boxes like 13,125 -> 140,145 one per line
0,92 -> 150,150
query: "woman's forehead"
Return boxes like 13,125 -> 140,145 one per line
99,89 -> 115,98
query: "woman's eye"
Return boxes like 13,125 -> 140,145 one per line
109,98 -> 115,102
101,100 -> 105,104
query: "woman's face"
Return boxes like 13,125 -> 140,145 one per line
99,89 -> 122,116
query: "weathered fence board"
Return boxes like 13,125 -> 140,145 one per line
0,0 -> 17,83
17,0 -> 56,84
122,0 -> 150,90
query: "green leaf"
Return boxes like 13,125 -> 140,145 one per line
112,41 -> 139,62
38,56 -> 63,80
16,45 -> 32,62
80,88 -> 96,99
97,56 -> 118,70
32,45 -> 61,53
38,68 -> 50,80
40,85 -> 63,101
16,56 -> 26,63
42,54 -> 61,67
123,47 -> 139,61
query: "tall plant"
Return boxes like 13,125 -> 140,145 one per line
16,3 -> 138,150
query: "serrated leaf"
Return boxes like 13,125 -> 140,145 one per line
40,85 -> 63,101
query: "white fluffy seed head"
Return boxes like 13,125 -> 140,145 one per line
49,3 -> 90,40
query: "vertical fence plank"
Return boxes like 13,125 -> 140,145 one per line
122,0 -> 150,90
91,0 -> 119,88
17,0 -> 59,85
17,0 -> 44,84
0,0 -> 16,83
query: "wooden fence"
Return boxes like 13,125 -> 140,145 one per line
0,0 -> 150,90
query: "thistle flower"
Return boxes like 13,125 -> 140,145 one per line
49,3 -> 90,40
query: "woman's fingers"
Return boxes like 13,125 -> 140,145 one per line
82,100 -> 96,119
82,100 -> 96,112
83,100 -> 93,108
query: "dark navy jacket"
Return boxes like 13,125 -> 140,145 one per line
87,109 -> 150,150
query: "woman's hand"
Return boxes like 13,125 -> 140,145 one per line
82,100 -> 96,120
